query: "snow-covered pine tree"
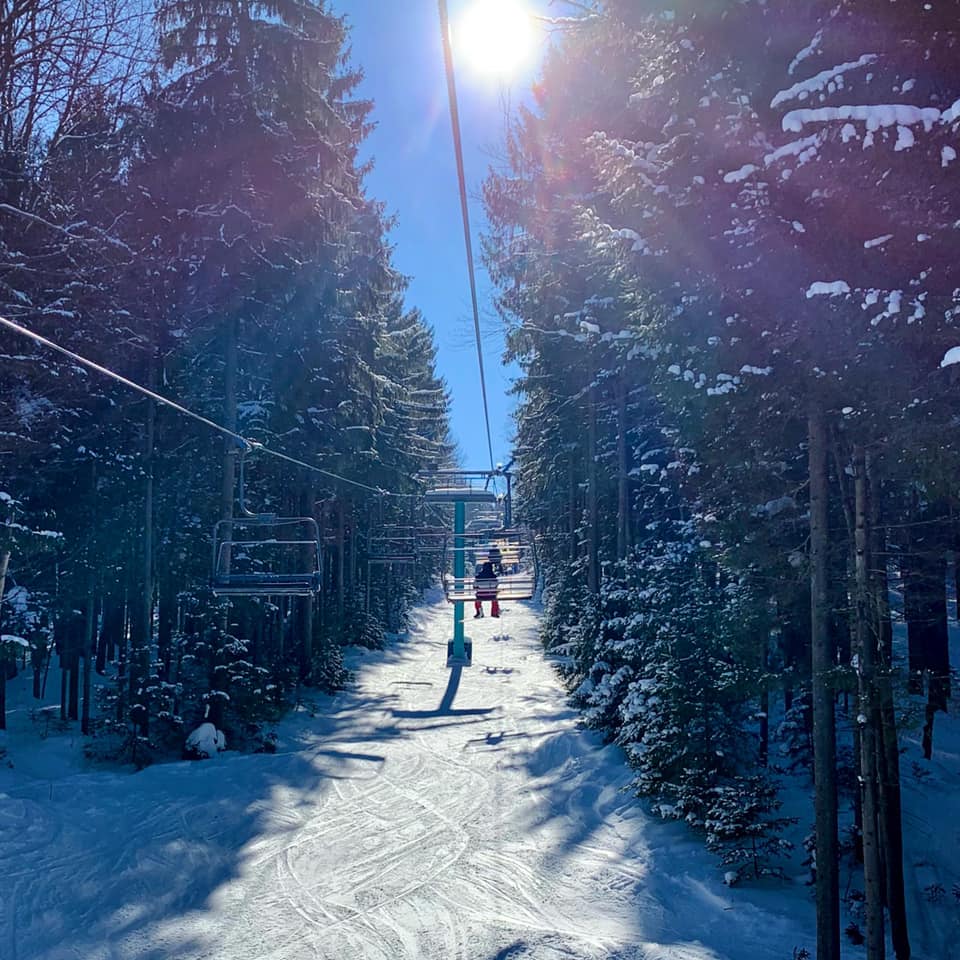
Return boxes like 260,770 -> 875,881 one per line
705,773 -> 797,883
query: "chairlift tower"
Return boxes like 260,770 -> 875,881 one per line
420,470 -> 499,665
420,467 -> 535,666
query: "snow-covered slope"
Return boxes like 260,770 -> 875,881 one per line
1,594 -> 814,960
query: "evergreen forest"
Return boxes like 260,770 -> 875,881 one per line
0,0 -> 452,748
3,2 -> 960,959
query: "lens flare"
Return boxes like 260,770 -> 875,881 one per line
454,0 -> 536,79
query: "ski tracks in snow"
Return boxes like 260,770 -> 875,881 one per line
1,595 -> 811,959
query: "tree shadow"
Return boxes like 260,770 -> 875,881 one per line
3,748 -> 345,959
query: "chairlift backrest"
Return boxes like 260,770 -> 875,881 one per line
212,515 -> 322,597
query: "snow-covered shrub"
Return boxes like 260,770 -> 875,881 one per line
705,774 -> 796,882
329,592 -> 385,651
215,645 -> 282,732
616,529 -> 763,827
368,574 -> 421,636
569,560 -> 645,737
1,587 -> 54,690
310,633 -> 351,693
774,691 -> 813,772
540,561 -> 589,658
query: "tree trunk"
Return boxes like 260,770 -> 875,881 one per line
350,502 -> 358,595
81,463 -> 97,735
318,499 -> 330,632
299,484 -> 314,679
853,445 -> 884,960
954,529 -> 960,623
206,317 -> 240,732
903,536 -> 949,756
759,683 -> 769,767
616,375 -> 629,561
157,569 -> 176,683
81,569 -> 95,735
871,472 -> 910,959
60,647 -> 69,722
336,497 -> 347,628
0,549 -> 9,730
97,584 -> 123,675
116,577 -> 128,723
903,524 -> 950,708
32,644 -> 42,699
586,381 -> 599,594
131,380 -> 156,737
808,405 -> 840,960
221,315 -> 239,527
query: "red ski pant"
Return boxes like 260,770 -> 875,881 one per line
475,593 -> 500,616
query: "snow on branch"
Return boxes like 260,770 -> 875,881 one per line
782,103 -> 945,135
789,30 -> 823,76
940,347 -> 960,369
806,281 -> 850,298
771,55 -> 877,109
723,164 -> 758,184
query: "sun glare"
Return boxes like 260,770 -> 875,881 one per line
454,0 -> 536,80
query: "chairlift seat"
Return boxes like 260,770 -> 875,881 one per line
443,572 -> 536,603
367,553 -> 418,564
212,572 -> 321,597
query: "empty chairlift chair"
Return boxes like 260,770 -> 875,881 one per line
212,515 -> 322,597
211,446 -> 322,597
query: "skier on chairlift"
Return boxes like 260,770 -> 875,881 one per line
473,559 -> 500,618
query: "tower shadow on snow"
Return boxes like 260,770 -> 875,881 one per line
491,942 -> 528,959
389,664 -> 496,720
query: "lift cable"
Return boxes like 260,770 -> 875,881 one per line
0,314 -> 421,500
437,0 -> 496,473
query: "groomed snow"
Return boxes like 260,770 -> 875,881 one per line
0,594 -> 816,960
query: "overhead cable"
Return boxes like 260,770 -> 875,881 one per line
0,314 -> 420,499
437,0 -> 496,473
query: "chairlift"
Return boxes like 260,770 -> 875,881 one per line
366,524 -> 449,562
417,469 -> 536,603
211,446 -> 321,597
440,528 -> 537,603
367,531 -> 419,566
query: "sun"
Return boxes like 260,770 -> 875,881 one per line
454,0 -> 537,80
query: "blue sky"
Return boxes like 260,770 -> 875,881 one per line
335,0 -> 551,471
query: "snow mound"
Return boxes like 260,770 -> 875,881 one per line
184,722 -> 226,759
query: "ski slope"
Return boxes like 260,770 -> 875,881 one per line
1,594 -> 815,960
